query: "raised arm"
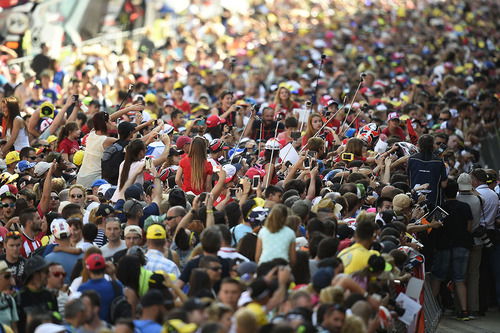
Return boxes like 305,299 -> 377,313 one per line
110,104 -> 145,122
39,163 -> 57,215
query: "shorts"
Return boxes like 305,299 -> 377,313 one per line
431,247 -> 470,282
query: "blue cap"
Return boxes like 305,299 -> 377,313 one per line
125,183 -> 144,201
17,160 -> 36,173
91,179 -> 109,188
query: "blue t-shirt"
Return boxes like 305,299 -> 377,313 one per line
45,249 -> 82,284
230,224 -> 252,246
78,278 -> 123,321
133,319 -> 162,333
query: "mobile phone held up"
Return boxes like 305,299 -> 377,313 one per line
229,188 -> 237,198
145,156 -> 154,170
252,175 -> 260,190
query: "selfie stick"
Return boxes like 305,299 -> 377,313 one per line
227,57 -> 236,90
117,84 -> 135,111
340,73 -> 366,130
310,54 -> 326,113
230,104 -> 256,164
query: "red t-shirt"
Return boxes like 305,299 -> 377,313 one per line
57,138 -> 79,155
382,126 -> 406,141
179,156 -> 213,195
301,130 -> 334,148
174,100 -> 191,114
269,102 -> 301,114
324,118 -> 342,133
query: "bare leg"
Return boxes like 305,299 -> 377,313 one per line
455,281 -> 467,312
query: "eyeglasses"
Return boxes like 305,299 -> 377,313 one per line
166,216 -> 179,220
1,203 -> 15,208
28,156 -> 37,161
52,271 -> 66,278
71,194 -> 84,199
2,274 -> 11,280
208,266 -> 222,272
51,196 -> 60,200
438,118 -> 449,121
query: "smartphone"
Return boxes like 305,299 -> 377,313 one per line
303,158 -> 311,169
252,176 -> 260,190
72,94 -> 78,103
145,157 -> 153,170
284,161 -> 292,168
307,150 -> 317,158
291,131 -> 301,140
229,188 -> 237,198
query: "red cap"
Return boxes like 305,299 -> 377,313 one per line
85,253 -> 106,271
206,115 -> 225,128
176,135 -> 192,149
245,167 -> 266,179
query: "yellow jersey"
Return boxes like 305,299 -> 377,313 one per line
337,243 -> 379,274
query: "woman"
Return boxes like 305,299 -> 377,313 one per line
255,204 -> 296,265
302,113 -> 335,148
334,137 -> 371,163
176,136 -> 213,195
270,85 -> 300,115
1,97 -> 29,153
68,184 -> 86,208
116,255 -> 153,316
187,268 -> 213,298
57,122 -> 81,162
77,105 -> 143,187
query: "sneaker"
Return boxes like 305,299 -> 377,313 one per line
456,311 -> 471,321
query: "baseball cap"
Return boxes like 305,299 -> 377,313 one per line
91,179 -> 109,188
124,225 -> 143,237
176,136 -> 192,150
98,184 -> 112,198
123,199 -> 144,214
16,160 -> 36,173
326,99 -> 339,107
0,191 -> 16,201
312,268 -> 334,292
47,135 -> 58,144
162,124 -> 175,135
392,194 -> 412,212
50,218 -> 70,239
95,204 -> 115,218
209,139 -> 224,152
118,121 -> 137,138
206,114 -> 225,128
387,112 -> 400,121
457,173 -> 473,191
34,161 -> 52,177
34,323 -> 66,333
146,224 -> 166,240
24,256 -> 50,281
5,151 -> 20,165
222,164 -> 237,183
0,260 -> 12,274
73,150 -> 84,166
125,183 -> 144,200
245,167 -> 266,179
85,253 -> 106,271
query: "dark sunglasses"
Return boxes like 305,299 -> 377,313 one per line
208,266 -> 222,271
28,156 -> 37,161
51,196 -> 60,200
439,118 -> 449,121
52,271 -> 66,278
1,203 -> 15,208
71,194 -> 84,199
166,216 -> 179,220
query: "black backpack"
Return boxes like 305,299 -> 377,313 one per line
101,140 -> 127,185
109,280 -> 132,324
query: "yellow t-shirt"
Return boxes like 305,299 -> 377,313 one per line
246,302 -> 268,326
338,243 -> 379,274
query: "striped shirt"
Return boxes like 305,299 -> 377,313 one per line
20,232 -> 41,258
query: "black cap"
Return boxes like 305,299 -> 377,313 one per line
118,121 -> 137,138
182,298 -> 210,312
96,204 -> 115,218
24,256 -> 49,281
168,147 -> 182,157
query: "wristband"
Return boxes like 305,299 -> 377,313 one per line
206,210 -> 213,214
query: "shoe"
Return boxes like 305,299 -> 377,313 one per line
456,311 -> 471,321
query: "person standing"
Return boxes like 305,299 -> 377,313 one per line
0,261 -> 18,330
100,218 -> 126,259
145,225 -> 180,277
19,208 -> 42,258
430,179 -> 473,320
0,231 -> 26,288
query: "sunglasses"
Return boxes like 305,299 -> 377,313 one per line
208,266 -> 222,272
439,118 -> 449,121
28,156 -> 37,161
1,203 -> 15,208
51,196 -> 60,200
71,194 -> 84,199
66,168 -> 77,172
2,274 -> 11,280
52,271 -> 66,278
6,231 -> 20,239
166,216 -> 179,220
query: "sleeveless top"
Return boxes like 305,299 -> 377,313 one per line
6,117 -> 29,151
78,131 -> 107,176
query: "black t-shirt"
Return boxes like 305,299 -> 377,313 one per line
17,287 -> 58,333
0,255 -> 25,288
179,254 -> 231,292
251,120 -> 285,141
407,153 -> 447,209
432,199 -> 473,250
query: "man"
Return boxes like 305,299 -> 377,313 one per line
430,179 -> 473,320
46,263 -> 69,317
0,192 -> 16,227
182,298 -> 210,327
317,304 -> 346,333
172,88 -> 191,114
31,43 -> 51,77
17,256 -> 58,333
375,196 -> 393,227
133,290 -> 167,333
337,220 -> 379,274
0,231 -> 26,288
45,219 -> 82,284
263,185 -> 283,208
199,256 -> 222,295
407,134 -> 448,209
78,253 -> 124,322
216,225 -> 249,262
100,218 -> 126,258
4,152 -> 19,175
145,225 -> 180,277
0,260 -> 18,330
112,225 -> 143,263
165,206 -> 186,237
63,298 -> 86,333
123,199 -> 144,226
217,278 -> 243,311
19,208 -> 42,258
80,290 -> 112,333
456,173 -> 483,316
102,121 -> 137,185
244,106 -> 285,141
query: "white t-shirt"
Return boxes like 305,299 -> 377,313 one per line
100,240 -> 126,259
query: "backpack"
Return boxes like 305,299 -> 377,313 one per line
109,280 -> 132,324
101,140 -> 127,185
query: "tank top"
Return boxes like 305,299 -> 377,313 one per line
6,117 -> 29,151
78,131 -> 107,176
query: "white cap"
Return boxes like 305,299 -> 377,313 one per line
34,323 -> 66,333
457,173 -> 473,191
50,218 -> 70,239
98,184 -> 112,197
34,161 -> 52,177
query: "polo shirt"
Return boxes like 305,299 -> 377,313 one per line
337,243 -> 379,274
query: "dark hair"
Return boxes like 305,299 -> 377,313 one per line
19,208 -> 37,227
201,226 -> 221,254
61,203 -> 82,219
308,232 -> 326,258
119,139 -> 146,190
19,147 -> 35,160
2,96 -> 21,131
264,185 -> 283,199
291,251 -> 310,285
171,109 -> 183,121
376,196 -> 392,209
116,255 -> 141,293
224,202 -> 241,229
58,121 -> 79,144
92,112 -> 110,133
216,224 -> 232,246
284,117 -> 298,129
82,223 -> 98,242
470,168 -> 487,184
237,233 -> 257,261
219,90 -> 234,100
77,112 -> 87,126
443,179 -> 458,199
355,221 -> 377,241
199,255 -> 220,269
317,237 -> 340,260
417,134 -> 434,159
188,268 -> 212,297
82,290 -> 101,307
284,179 -> 306,196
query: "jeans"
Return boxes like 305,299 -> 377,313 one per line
431,247 -> 470,282
489,243 -> 500,305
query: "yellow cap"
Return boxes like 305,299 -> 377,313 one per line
145,93 -> 157,104
73,150 -> 84,166
147,224 -> 166,239
173,82 -> 184,90
47,135 -> 58,144
5,151 -> 20,165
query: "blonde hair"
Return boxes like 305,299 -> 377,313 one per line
340,315 -> 367,333
234,308 -> 259,333
264,204 -> 288,233
319,286 -> 345,304
51,178 -> 66,193
69,184 -> 86,198
273,86 -> 293,110
188,137 -> 208,192
344,138 -> 364,157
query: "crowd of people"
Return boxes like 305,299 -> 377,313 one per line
0,0 -> 499,332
